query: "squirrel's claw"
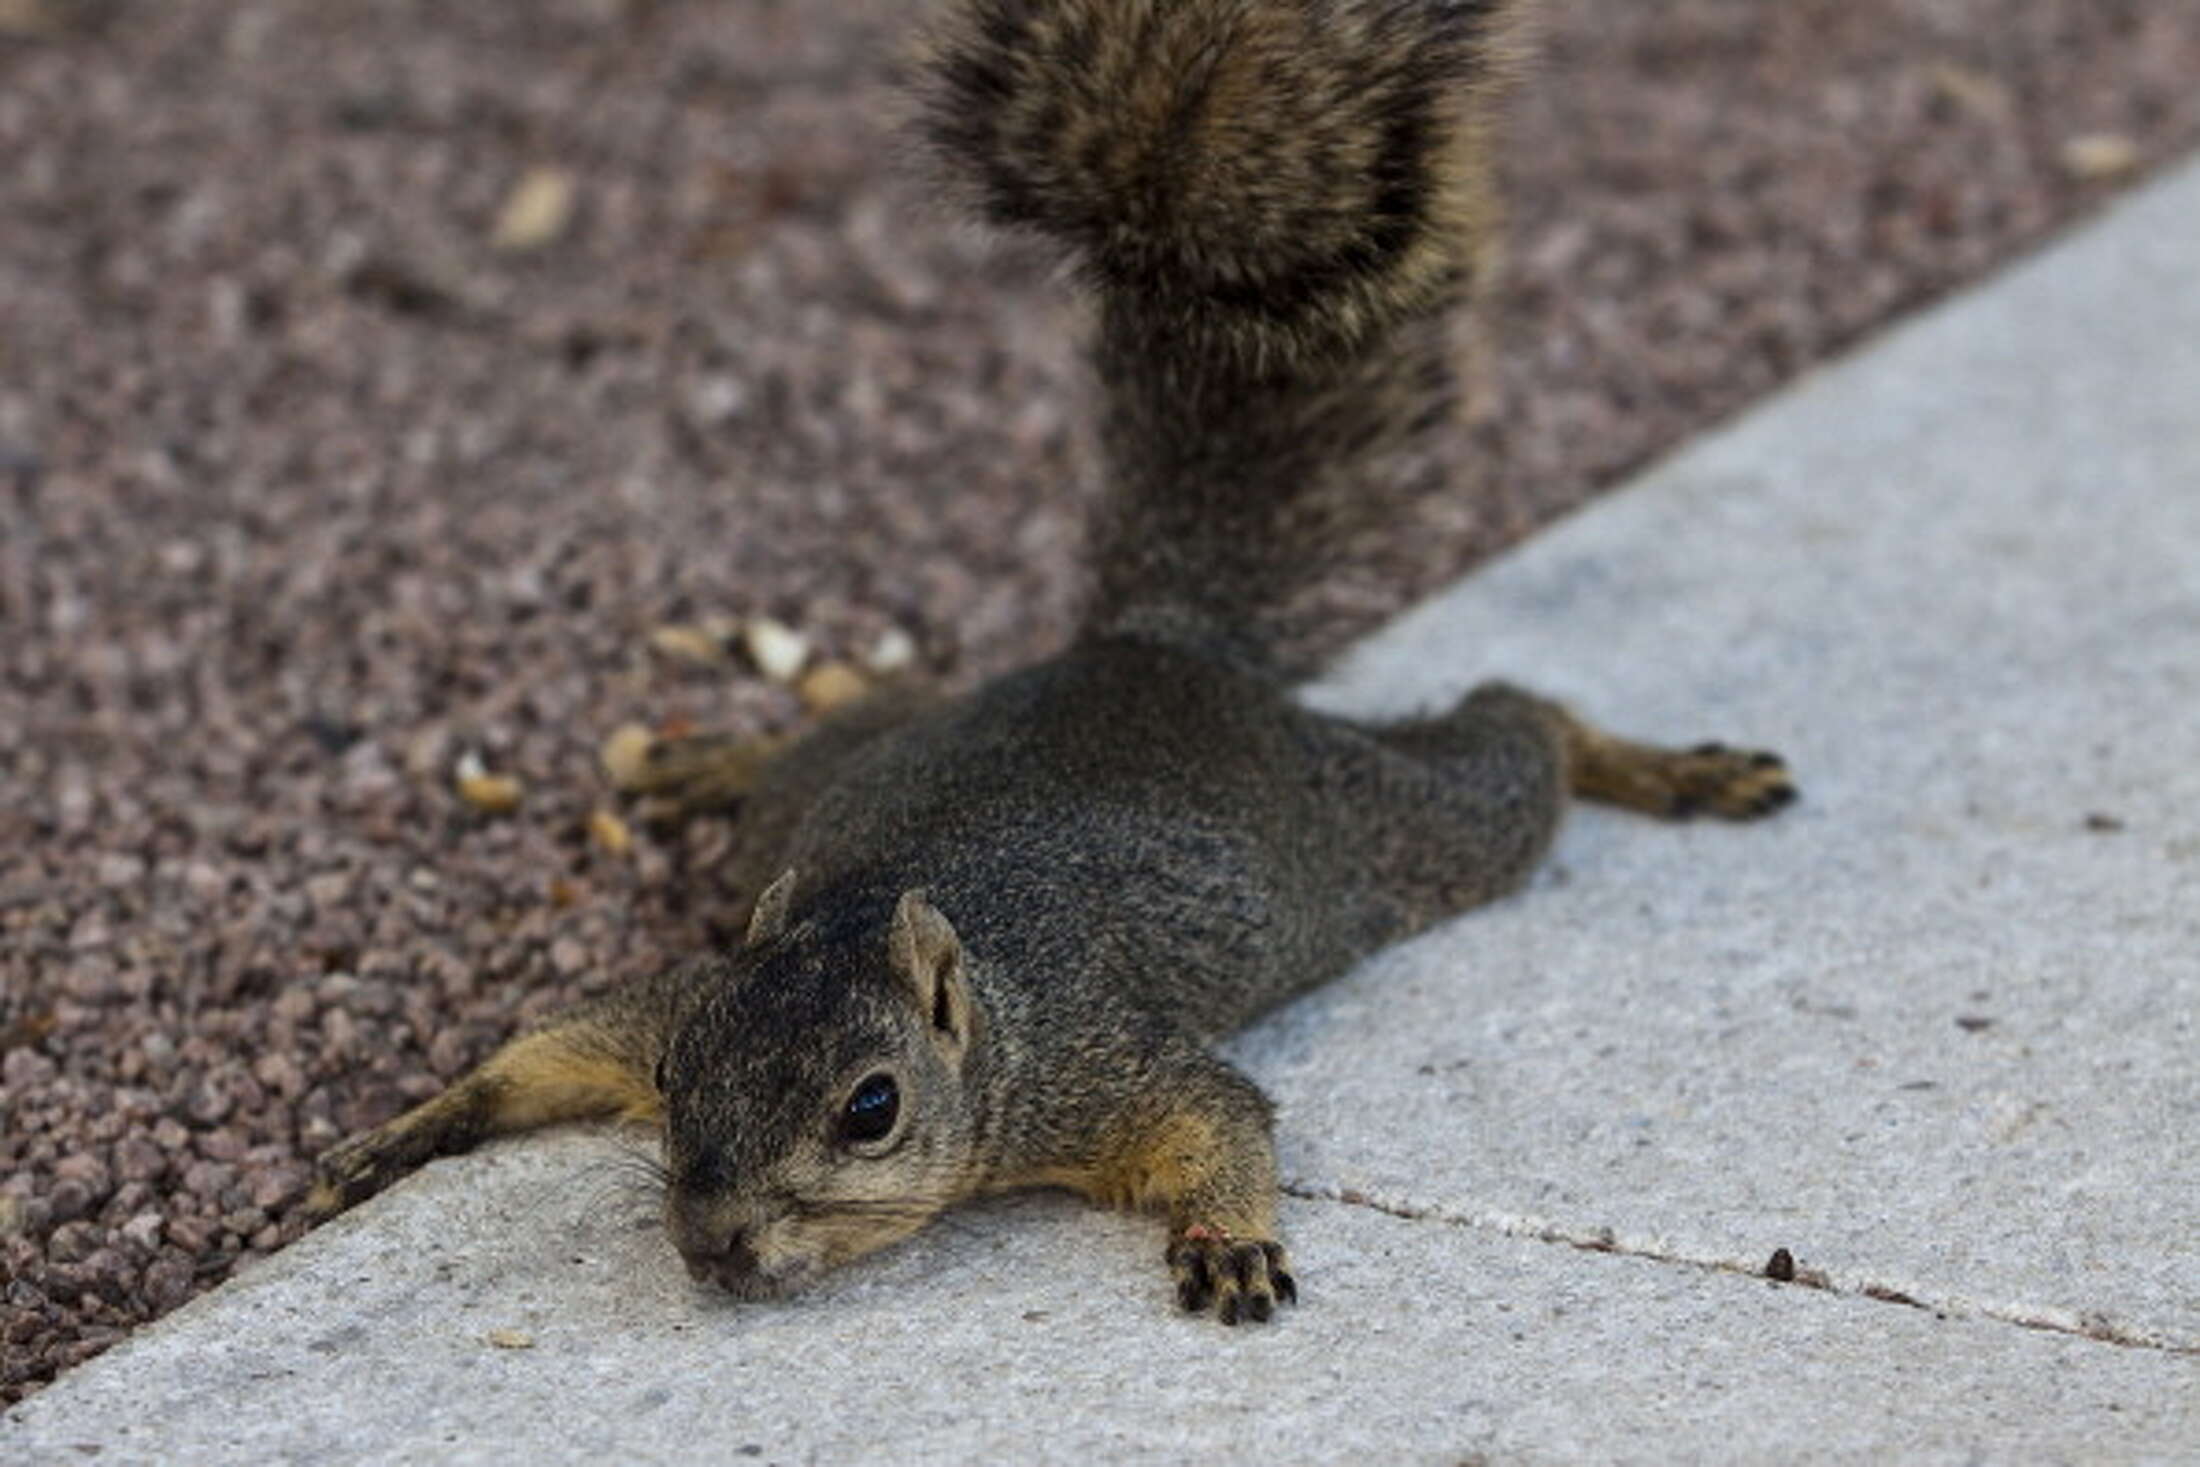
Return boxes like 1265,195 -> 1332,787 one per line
1167,1233 -> 1295,1325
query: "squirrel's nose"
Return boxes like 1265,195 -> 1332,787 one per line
678,1224 -> 760,1291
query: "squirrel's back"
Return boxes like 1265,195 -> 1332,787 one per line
922,0 -> 1532,678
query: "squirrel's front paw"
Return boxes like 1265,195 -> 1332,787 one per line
302,1104 -> 453,1222
1167,1226 -> 1296,1325
301,1131 -> 392,1222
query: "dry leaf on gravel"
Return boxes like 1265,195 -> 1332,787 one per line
797,661 -> 869,714
587,809 -> 635,856
600,724 -> 658,791
862,625 -> 918,675
647,623 -> 730,666
491,167 -> 578,252
1927,63 -> 2013,122
2060,134 -> 2141,182
453,752 -> 524,814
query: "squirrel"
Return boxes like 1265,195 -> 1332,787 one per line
306,0 -> 1795,1326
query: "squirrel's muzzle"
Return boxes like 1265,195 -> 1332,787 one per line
664,1190 -> 780,1297
668,1187 -> 827,1302
679,1226 -> 762,1292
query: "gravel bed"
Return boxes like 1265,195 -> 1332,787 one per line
5,0 -> 2198,1404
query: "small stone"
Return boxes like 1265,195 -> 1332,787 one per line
47,1220 -> 99,1264
270,983 -> 319,1024
740,616 -> 810,683
685,375 -> 747,425
861,625 -> 917,676
221,1207 -> 269,1238
117,1211 -> 164,1254
144,1253 -> 195,1310
549,937 -> 589,978
248,1164 -> 308,1212
491,166 -> 578,252
600,723 -> 657,792
61,958 -> 122,1003
305,871 -> 353,912
96,853 -> 147,888
72,1246 -> 135,1294
485,1327 -> 535,1350
797,661 -> 869,714
182,861 -> 229,902
404,726 -> 454,782
185,1074 -> 234,1126
48,1180 -> 95,1225
181,1160 -> 238,1200
427,1027 -> 475,1078
253,1052 -> 307,1100
115,1136 -> 167,1183
53,1152 -> 112,1205
1927,63 -> 2012,122
4,1046 -> 59,1089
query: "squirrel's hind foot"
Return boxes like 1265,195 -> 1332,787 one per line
1574,737 -> 1798,822
607,728 -> 788,822
1459,684 -> 1799,822
1665,743 -> 1799,820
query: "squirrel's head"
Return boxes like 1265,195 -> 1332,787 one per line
655,872 -> 987,1299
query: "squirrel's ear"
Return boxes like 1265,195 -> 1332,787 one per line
746,869 -> 798,947
888,889 -> 976,1058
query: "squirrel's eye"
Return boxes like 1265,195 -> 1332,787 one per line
839,1073 -> 900,1146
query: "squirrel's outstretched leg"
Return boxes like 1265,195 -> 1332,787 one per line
304,962 -> 707,1219
1381,681 -> 1797,821
1335,681 -> 1795,933
614,683 -> 933,822
1043,1047 -> 1296,1325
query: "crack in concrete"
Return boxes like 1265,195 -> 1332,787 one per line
1280,1178 -> 2199,1357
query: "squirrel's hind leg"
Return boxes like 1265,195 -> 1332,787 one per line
1399,682 -> 1798,821
1343,680 -> 1796,930
612,682 -> 935,823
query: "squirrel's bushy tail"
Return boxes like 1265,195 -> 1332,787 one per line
923,0 -> 1532,678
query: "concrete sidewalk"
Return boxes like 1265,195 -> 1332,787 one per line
9,152 -> 2198,1464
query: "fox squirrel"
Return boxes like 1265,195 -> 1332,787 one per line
307,0 -> 1794,1326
